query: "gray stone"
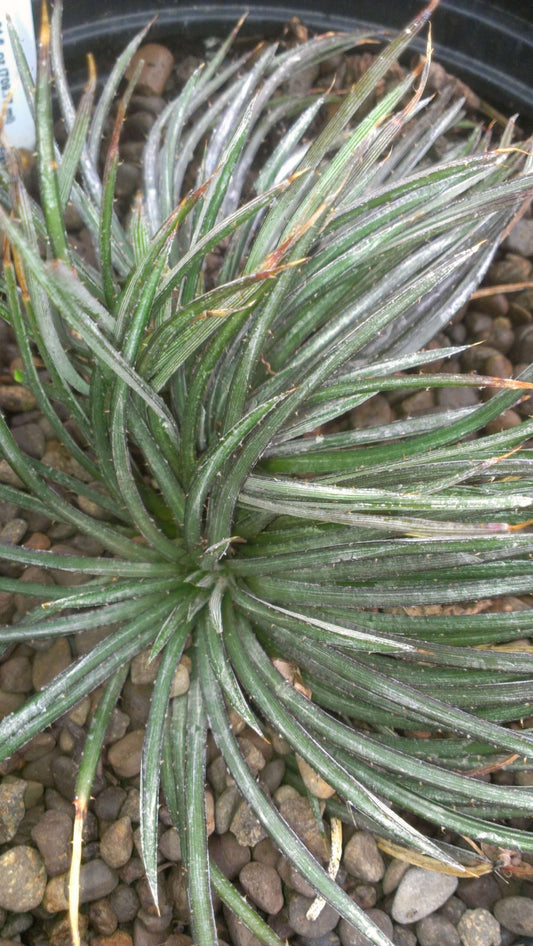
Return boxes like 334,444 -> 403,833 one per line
239,861 -> 283,915
457,908 -> 501,946
417,913 -> 461,946
215,784 -> 240,834
493,896 -> 533,936
343,831 -> 385,882
109,882 -> 140,923
0,845 -> 46,911
79,859 -> 119,903
296,935 -> 340,946
94,786 -> 127,821
457,875 -> 502,910
504,218 -> 533,257
31,808 -> 73,876
338,908 -> 393,946
288,893 -> 340,937
12,423 -> 46,459
391,867 -> 458,924
393,927 -> 417,946
0,777 -> 26,843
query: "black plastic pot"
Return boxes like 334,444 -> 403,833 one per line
42,1 -> 533,119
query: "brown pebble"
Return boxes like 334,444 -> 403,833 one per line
24,532 -> 51,550
0,385 -> 37,412
107,729 -> 145,778
485,409 -> 522,434
92,933 -> 132,946
239,861 -> 284,914
125,44 -> 175,96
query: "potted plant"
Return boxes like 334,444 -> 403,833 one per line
0,2 -> 532,945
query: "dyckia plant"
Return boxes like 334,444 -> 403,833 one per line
1,0 -> 533,943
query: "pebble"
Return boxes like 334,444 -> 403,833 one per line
393,927 -> 417,946
382,858 -> 410,895
0,777 -> 26,842
158,826 -> 181,861
11,422 -> 46,459
503,217 -> 533,257
31,808 -> 73,876
125,44 -> 175,96
457,875 -> 502,910
215,784 -> 240,835
88,897 -> 119,936
230,798 -> 268,847
493,896 -> 533,936
0,845 -> 46,911
338,908 -> 393,946
296,755 -> 335,798
0,385 -> 36,412
92,934 -> 132,946
109,883 -> 140,923
416,913 -> 461,946
209,830 -> 251,880
32,637 -> 71,690
343,831 -> 385,882
223,907 -> 264,946
0,591 -> 15,623
277,795 -> 329,860
457,907 -> 501,945
391,867 -> 458,924
51,753 -> 78,800
239,861 -> 284,914
288,894 -> 339,937
100,816 -> 134,869
108,729 -> 145,778
0,517 -> 27,545
488,253 -> 533,284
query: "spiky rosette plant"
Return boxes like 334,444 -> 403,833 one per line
1,1 -> 533,943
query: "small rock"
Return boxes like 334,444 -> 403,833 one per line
493,896 -> 533,936
457,907 -> 501,946
0,385 -> 36,412
350,394 -> 393,429
239,861 -> 284,914
100,816 -> 133,869
296,755 -> 335,799
88,897 -> 119,936
215,785 -> 240,835
209,831 -> 250,880
338,908 -> 393,946
104,708 -> 131,745
504,218 -> 533,257
223,907 -> 264,946
125,43 -> 175,96
32,638 -> 71,690
0,845 -> 46,911
49,913 -> 89,946
393,927 -> 417,946
457,874 -> 502,910
230,799 -> 268,847
488,254 -> 533,285
109,883 -> 140,923
382,857 -> 410,895
416,913 -> 461,946
343,831 -> 385,883
0,655 -> 32,692
51,754 -> 78,800
277,795 -> 328,860
0,777 -> 26,842
1,517 -> 28,545
108,729 -> 145,778
12,423 -> 46,459
391,867 -> 458,924
31,808 -> 73,876
159,826 -> 182,861
92,934 -> 132,946
260,758 -> 285,794
288,893 -> 339,937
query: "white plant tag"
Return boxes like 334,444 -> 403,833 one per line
0,0 -> 36,150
